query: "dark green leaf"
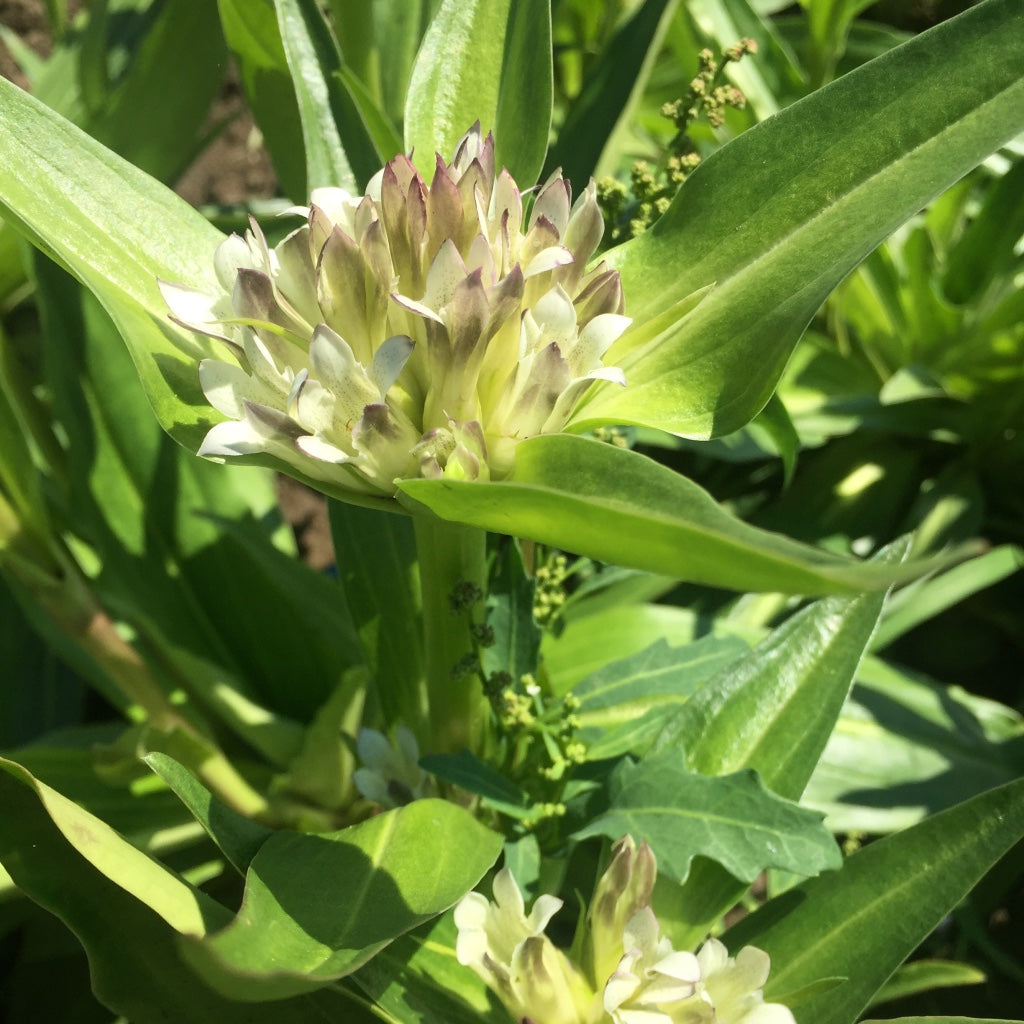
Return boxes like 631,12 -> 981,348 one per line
574,752 -> 841,884
181,800 -> 502,1000
572,0 -> 1024,437
144,753 -> 273,877
725,778 -> 1024,1024
420,750 -> 532,820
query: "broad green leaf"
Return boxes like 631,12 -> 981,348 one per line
804,657 -> 1024,834
571,0 -> 1024,438
181,800 -> 502,1000
724,778 -> 1024,1024
217,0 -> 307,202
144,753 -> 273,877
405,0 -> 552,185
0,757 -> 227,936
399,434 -> 974,594
655,545 -> 903,789
0,758 -> 350,1022
650,556 -> 896,947
572,635 -> 747,745
544,602 -> 754,693
0,75 -> 224,450
275,0 -> 382,193
574,752 -> 841,884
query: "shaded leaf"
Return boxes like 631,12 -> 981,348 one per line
182,800 -> 502,1000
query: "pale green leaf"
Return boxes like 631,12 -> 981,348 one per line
399,434 -> 976,594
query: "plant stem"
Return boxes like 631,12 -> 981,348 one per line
413,514 -> 488,754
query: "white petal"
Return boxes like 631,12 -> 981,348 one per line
391,292 -> 445,324
213,233 -> 259,289
523,245 -> 574,278
295,434 -> 353,464
158,280 -> 231,338
453,891 -> 490,934
652,949 -> 701,983
370,334 -> 415,394
423,238 -> 468,310
197,419 -> 269,458
526,894 -> 563,934
572,313 -> 632,372
741,1003 -> 796,1024
308,324 -> 381,420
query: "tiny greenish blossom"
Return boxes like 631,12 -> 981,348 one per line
454,838 -> 795,1024
353,725 -> 431,808
160,125 -> 629,497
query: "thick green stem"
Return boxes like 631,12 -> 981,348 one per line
413,515 -> 488,754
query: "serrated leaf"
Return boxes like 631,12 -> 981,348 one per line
574,752 -> 841,884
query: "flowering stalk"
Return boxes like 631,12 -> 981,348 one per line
162,124 -> 631,757
413,516 -> 488,753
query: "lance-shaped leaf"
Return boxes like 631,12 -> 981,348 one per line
724,777 -> 1024,1024
649,547 -> 899,948
181,800 -> 502,1000
0,756 -> 227,935
571,0 -> 1024,437
0,75 -> 223,452
399,434 -> 973,594
573,752 -> 841,884
404,0 -> 552,184
0,758 -> 354,1022
275,0 -> 382,193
